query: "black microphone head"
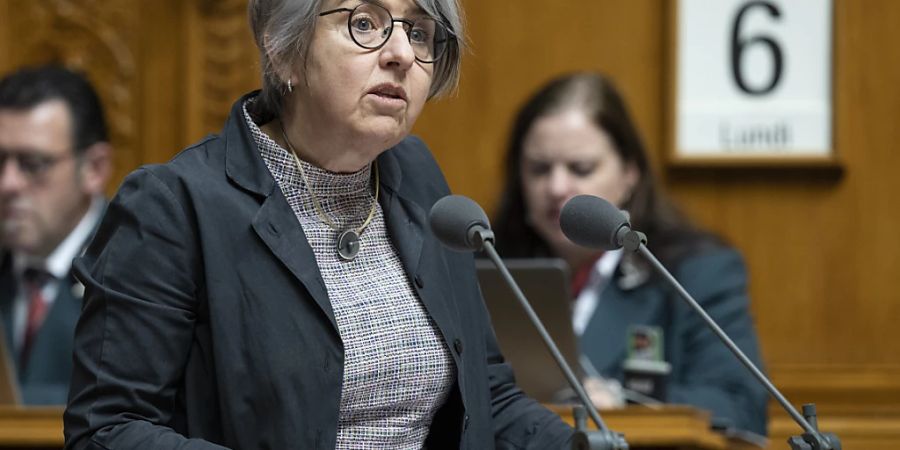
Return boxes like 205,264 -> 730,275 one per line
560,195 -> 630,250
428,195 -> 492,252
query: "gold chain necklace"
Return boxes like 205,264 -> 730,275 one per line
281,127 -> 379,261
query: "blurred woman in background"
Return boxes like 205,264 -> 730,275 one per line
493,72 -> 768,436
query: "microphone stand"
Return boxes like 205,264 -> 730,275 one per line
476,229 -> 628,450
618,229 -> 841,450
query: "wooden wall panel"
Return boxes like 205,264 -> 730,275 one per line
0,0 -> 142,194
666,0 -> 900,370
128,0 -> 189,179
182,0 -> 259,146
0,3 -> 10,75
415,0 -> 665,211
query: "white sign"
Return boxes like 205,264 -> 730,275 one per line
676,0 -> 833,158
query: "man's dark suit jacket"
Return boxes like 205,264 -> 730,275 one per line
0,251 -> 85,405
64,94 -> 573,450
581,248 -> 768,436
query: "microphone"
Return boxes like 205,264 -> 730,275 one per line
428,195 -> 628,450
427,194 -> 495,252
559,195 -> 631,251
560,195 -> 841,450
560,195 -> 646,253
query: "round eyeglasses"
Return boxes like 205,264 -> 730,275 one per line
318,3 -> 454,64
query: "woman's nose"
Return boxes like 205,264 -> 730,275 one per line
379,24 -> 416,69
547,167 -> 573,198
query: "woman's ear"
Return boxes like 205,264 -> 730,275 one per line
623,162 -> 641,197
262,33 -> 294,86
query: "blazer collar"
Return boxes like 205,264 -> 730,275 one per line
616,253 -> 651,291
224,92 -> 276,198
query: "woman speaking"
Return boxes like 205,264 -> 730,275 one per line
63,0 -> 572,448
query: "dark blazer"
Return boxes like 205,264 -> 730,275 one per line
580,248 -> 768,436
64,94 -> 573,450
0,251 -> 85,405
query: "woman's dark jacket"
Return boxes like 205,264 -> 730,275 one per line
64,94 -> 573,450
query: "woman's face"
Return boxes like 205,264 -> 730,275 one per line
288,0 -> 434,164
520,109 -> 639,259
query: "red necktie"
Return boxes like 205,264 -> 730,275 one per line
20,268 -> 52,368
571,252 -> 604,298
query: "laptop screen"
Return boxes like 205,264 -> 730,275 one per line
475,258 -> 580,403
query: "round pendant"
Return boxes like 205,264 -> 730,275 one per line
337,229 -> 361,261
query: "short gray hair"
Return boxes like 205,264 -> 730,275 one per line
248,0 -> 465,123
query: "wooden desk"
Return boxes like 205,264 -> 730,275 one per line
0,405 -> 752,449
0,406 -> 63,449
548,404 -> 740,450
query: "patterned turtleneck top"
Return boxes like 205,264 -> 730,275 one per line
243,102 -> 456,449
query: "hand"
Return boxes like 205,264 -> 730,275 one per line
583,376 -> 626,409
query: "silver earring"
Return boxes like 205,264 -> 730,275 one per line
287,78 -> 293,93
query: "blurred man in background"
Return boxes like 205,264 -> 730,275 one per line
0,65 -> 111,404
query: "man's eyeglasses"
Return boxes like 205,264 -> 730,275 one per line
319,3 -> 454,64
0,151 -> 73,181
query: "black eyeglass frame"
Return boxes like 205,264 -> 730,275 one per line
0,150 -> 76,181
318,3 -> 456,64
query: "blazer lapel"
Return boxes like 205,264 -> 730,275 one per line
21,273 -> 82,382
0,255 -> 16,360
581,283 -> 631,375
224,94 -> 337,333
378,153 -> 462,367
252,194 -> 336,332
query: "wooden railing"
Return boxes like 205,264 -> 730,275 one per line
4,401 -> 899,449
0,405 -> 739,450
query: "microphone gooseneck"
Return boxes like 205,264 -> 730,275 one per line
561,194 -> 841,450
429,195 -> 629,450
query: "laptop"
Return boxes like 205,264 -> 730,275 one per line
475,258 -> 580,403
